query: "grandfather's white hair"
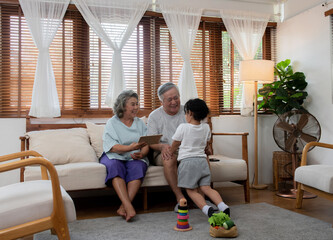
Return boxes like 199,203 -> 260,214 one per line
157,82 -> 179,101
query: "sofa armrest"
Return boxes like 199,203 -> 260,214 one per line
300,141 -> 333,166
210,132 -> 249,164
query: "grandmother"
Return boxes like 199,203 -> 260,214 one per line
100,90 -> 149,222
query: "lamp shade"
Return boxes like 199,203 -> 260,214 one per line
239,60 -> 274,83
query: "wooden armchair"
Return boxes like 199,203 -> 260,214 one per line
295,142 -> 333,213
0,151 -> 76,240
207,117 -> 250,203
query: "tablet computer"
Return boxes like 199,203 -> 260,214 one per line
138,135 -> 162,145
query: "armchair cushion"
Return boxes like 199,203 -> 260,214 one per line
295,165 -> 333,194
26,128 -> 98,165
0,180 -> 76,230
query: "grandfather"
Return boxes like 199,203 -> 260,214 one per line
147,82 -> 186,207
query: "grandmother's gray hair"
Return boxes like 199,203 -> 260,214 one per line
157,82 -> 179,101
113,90 -> 138,118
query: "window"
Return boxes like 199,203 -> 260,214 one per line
0,4 -> 276,117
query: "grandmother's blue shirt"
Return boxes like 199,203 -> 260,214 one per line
103,115 -> 148,165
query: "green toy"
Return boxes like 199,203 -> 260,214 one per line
208,212 -> 238,238
223,220 -> 235,230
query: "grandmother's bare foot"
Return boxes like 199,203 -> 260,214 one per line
124,204 -> 136,222
117,205 -> 126,219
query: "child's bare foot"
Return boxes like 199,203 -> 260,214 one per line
117,205 -> 126,219
124,204 -> 136,222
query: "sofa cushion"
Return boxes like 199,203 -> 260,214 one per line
86,122 -> 105,159
24,162 -> 107,191
0,180 -> 76,229
209,155 -> 247,182
142,166 -> 168,187
295,165 -> 333,194
26,128 -> 98,165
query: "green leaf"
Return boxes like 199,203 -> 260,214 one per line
258,101 -> 266,110
275,96 -> 288,100
276,87 -> 288,97
277,59 -> 290,69
285,65 -> 293,76
276,104 -> 288,114
208,212 -> 231,227
290,92 -> 304,98
258,85 -> 272,96
289,100 -> 301,109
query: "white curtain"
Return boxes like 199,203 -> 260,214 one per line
73,0 -> 149,108
159,0 -> 202,104
19,0 -> 69,118
220,10 -> 270,116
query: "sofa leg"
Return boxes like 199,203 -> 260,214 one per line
295,183 -> 304,209
244,181 -> 250,203
143,187 -> 148,211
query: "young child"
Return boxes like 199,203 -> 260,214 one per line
170,98 -> 230,218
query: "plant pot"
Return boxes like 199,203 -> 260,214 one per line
209,225 -> 238,238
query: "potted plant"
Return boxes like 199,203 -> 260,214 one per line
258,59 -> 308,115
257,59 -> 311,192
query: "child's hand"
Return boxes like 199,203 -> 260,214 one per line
205,145 -> 213,156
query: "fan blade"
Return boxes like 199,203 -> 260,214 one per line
297,114 -> 308,130
276,121 -> 294,133
300,132 -> 317,143
285,135 -> 297,152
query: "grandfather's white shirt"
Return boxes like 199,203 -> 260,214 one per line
147,106 -> 186,145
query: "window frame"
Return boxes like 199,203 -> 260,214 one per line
0,3 -> 276,118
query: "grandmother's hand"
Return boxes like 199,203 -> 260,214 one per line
131,152 -> 143,160
129,142 -> 147,151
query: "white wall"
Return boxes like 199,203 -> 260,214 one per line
212,115 -> 280,185
0,119 -> 26,187
277,2 -> 333,166
283,0 -> 325,21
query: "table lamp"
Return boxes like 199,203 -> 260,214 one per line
239,59 -> 274,189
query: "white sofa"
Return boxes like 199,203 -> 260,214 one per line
20,113 -> 250,209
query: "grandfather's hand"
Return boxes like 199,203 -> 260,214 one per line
161,144 -> 172,161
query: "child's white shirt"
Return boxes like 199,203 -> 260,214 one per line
172,123 -> 211,161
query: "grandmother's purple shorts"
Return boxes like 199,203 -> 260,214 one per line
100,153 -> 147,185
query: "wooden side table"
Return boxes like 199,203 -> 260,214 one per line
272,151 -> 293,191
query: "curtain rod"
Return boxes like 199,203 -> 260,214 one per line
0,0 -> 280,19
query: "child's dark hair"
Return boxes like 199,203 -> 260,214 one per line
184,98 -> 209,121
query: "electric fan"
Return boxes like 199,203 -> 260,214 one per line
272,110 -> 321,198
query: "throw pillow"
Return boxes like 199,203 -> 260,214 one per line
86,122 -> 105,159
26,128 -> 98,165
